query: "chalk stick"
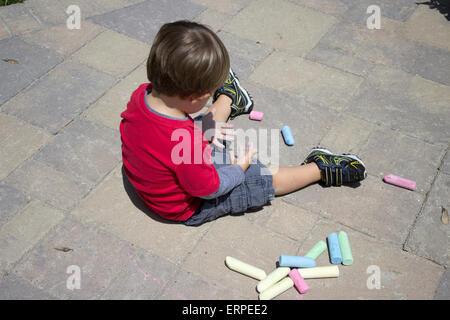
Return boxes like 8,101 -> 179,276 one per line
289,269 -> 310,294
279,255 -> 316,268
338,231 -> 353,266
281,125 -> 294,146
225,256 -> 267,280
327,232 -> 342,264
249,111 -> 264,121
256,267 -> 290,293
383,174 -> 416,191
304,240 -> 327,259
297,265 -> 339,279
259,277 -> 294,300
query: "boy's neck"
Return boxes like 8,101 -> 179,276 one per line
147,90 -> 187,119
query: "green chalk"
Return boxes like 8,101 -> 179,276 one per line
304,240 -> 327,259
338,231 -> 353,266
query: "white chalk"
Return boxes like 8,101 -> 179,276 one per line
259,277 -> 294,300
225,256 -> 267,280
297,265 -> 339,279
256,267 -> 290,293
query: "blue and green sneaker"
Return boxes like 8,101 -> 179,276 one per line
302,147 -> 367,187
213,68 -> 254,119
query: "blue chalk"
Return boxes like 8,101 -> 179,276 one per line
327,233 -> 343,264
281,125 -> 295,146
278,255 -> 316,268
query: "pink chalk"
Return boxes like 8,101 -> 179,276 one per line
383,174 -> 416,191
289,269 -> 310,294
249,110 -> 264,121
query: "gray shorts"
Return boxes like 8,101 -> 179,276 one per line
183,145 -> 275,226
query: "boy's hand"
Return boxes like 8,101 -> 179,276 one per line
229,141 -> 258,172
203,108 -> 236,149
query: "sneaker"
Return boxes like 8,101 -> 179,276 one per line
213,68 -> 254,119
302,147 -> 367,187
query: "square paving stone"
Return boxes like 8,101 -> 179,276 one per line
0,183 -> 29,228
228,79 -> 337,169
59,0 -> 105,18
33,118 -> 121,185
194,8 -> 231,33
283,174 -> 425,246
298,219 -> 443,299
224,0 -> 338,57
0,274 -> 56,299
290,0 -> 348,16
0,113 -> 51,180
70,165 -> 210,265
82,64 -> 147,130
183,215 -> 299,299
359,126 -> 445,194
0,3 -> 40,35
90,0 -> 205,44
441,152 -> 450,175
13,216 -> 129,299
4,159 -> 91,212
249,52 -> 363,111
191,0 -> 252,15
21,21 -> 105,56
434,269 -> 450,300
2,60 -> 116,134
72,29 -> 150,77
347,65 -> 450,145
405,172 -> 450,267
101,246 -> 179,299
0,200 -> 64,276
0,37 -> 63,106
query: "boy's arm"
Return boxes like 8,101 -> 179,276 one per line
199,165 -> 245,200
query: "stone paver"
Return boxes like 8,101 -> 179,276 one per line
82,64 -> 147,130
0,3 -> 40,35
250,51 -> 363,111
0,0 -> 448,301
284,174 -> 424,246
224,0 -> 337,57
90,0 -> 205,44
13,216 -> 129,299
0,37 -> 63,106
2,61 -> 116,134
4,159 -> 91,212
405,172 -> 450,267
33,118 -> 121,184
22,21 -> 104,56
72,29 -> 150,77
0,200 -> 64,276
0,183 -> 29,228
0,113 -> 51,180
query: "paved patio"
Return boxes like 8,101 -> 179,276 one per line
0,0 -> 449,300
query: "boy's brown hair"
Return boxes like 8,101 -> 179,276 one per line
147,20 -> 230,98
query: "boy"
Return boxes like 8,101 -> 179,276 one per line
120,20 -> 367,226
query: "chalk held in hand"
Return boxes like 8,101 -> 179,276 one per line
304,240 -> 327,259
338,231 -> 353,266
225,256 -> 267,280
383,174 -> 416,191
327,233 -> 342,264
297,265 -> 339,279
279,255 -> 316,268
289,269 -> 310,294
281,125 -> 294,146
249,110 -> 264,121
256,267 -> 290,293
259,277 -> 294,300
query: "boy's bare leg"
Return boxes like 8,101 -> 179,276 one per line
205,95 -> 232,123
269,163 -> 321,196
